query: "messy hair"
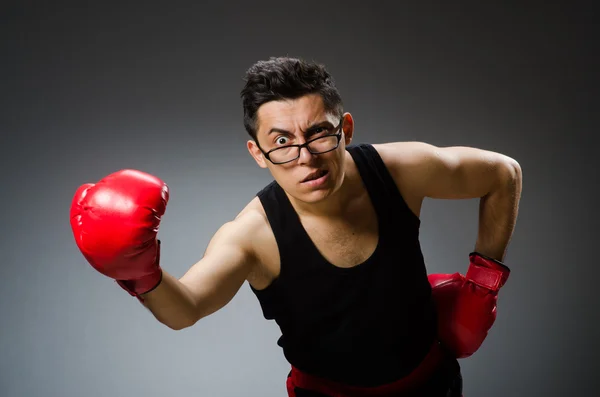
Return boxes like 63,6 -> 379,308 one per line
240,56 -> 344,140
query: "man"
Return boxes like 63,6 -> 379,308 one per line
70,57 -> 522,396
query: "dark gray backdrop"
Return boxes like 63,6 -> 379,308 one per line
2,2 -> 597,396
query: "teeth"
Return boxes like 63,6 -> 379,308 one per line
305,170 -> 326,182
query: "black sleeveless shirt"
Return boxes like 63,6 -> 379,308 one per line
250,143 -> 437,387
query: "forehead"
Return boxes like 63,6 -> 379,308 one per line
256,94 -> 335,134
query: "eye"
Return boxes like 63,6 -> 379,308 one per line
275,136 -> 290,146
311,126 -> 332,136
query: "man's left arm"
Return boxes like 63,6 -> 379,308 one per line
376,141 -> 523,358
376,141 -> 522,261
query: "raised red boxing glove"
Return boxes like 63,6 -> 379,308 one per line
428,252 -> 510,358
70,169 -> 169,300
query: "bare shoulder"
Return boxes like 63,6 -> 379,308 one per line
234,197 -> 270,234
234,197 -> 278,263
233,196 -> 280,289
221,196 -> 271,251
372,141 -> 445,190
372,141 -> 443,170
371,142 -> 440,216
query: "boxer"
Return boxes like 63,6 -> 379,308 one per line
71,57 -> 521,396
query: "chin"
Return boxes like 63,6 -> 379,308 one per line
296,189 -> 333,204
296,177 -> 341,203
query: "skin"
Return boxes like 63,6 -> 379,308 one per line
142,93 -> 523,331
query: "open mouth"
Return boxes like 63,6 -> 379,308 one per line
302,169 -> 328,183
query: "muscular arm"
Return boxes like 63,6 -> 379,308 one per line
376,142 -> 523,261
141,212 -> 262,330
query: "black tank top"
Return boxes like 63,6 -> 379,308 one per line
251,143 -> 437,387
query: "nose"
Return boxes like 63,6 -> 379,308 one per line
296,145 -> 316,165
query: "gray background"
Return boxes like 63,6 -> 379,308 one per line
1,2 -> 597,396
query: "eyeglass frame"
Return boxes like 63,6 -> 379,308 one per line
256,116 -> 345,165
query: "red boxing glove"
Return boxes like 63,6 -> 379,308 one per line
428,252 -> 510,358
70,169 -> 169,300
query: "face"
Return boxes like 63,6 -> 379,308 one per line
247,94 -> 354,204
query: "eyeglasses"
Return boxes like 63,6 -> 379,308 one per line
260,117 -> 344,165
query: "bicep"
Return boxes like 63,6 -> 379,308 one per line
420,145 -> 502,199
179,221 -> 256,319
379,142 -> 518,201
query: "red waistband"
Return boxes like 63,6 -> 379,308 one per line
286,341 -> 445,397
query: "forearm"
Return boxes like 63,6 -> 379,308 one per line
140,271 -> 200,330
474,160 -> 522,261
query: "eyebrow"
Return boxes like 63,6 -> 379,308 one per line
267,120 -> 333,136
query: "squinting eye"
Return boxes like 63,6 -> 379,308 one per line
313,127 -> 333,136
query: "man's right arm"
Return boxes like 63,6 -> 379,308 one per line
69,169 -> 262,331
141,214 -> 260,330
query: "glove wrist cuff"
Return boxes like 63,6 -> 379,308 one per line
116,239 -> 163,302
466,252 -> 511,291
117,269 -> 163,302
469,252 -> 510,272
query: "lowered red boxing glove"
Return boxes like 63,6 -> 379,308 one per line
428,252 -> 510,358
70,169 -> 169,301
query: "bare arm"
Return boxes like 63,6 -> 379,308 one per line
140,212 -> 262,330
376,142 -> 523,261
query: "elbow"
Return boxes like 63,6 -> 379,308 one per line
159,310 -> 201,331
165,322 -> 189,331
163,317 -> 197,331
507,157 -> 522,180
483,156 -> 522,200
167,324 -> 189,331
497,156 -> 522,189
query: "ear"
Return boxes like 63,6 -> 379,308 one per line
341,112 -> 355,145
247,140 -> 268,169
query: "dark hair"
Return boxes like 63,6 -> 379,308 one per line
240,56 -> 344,140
